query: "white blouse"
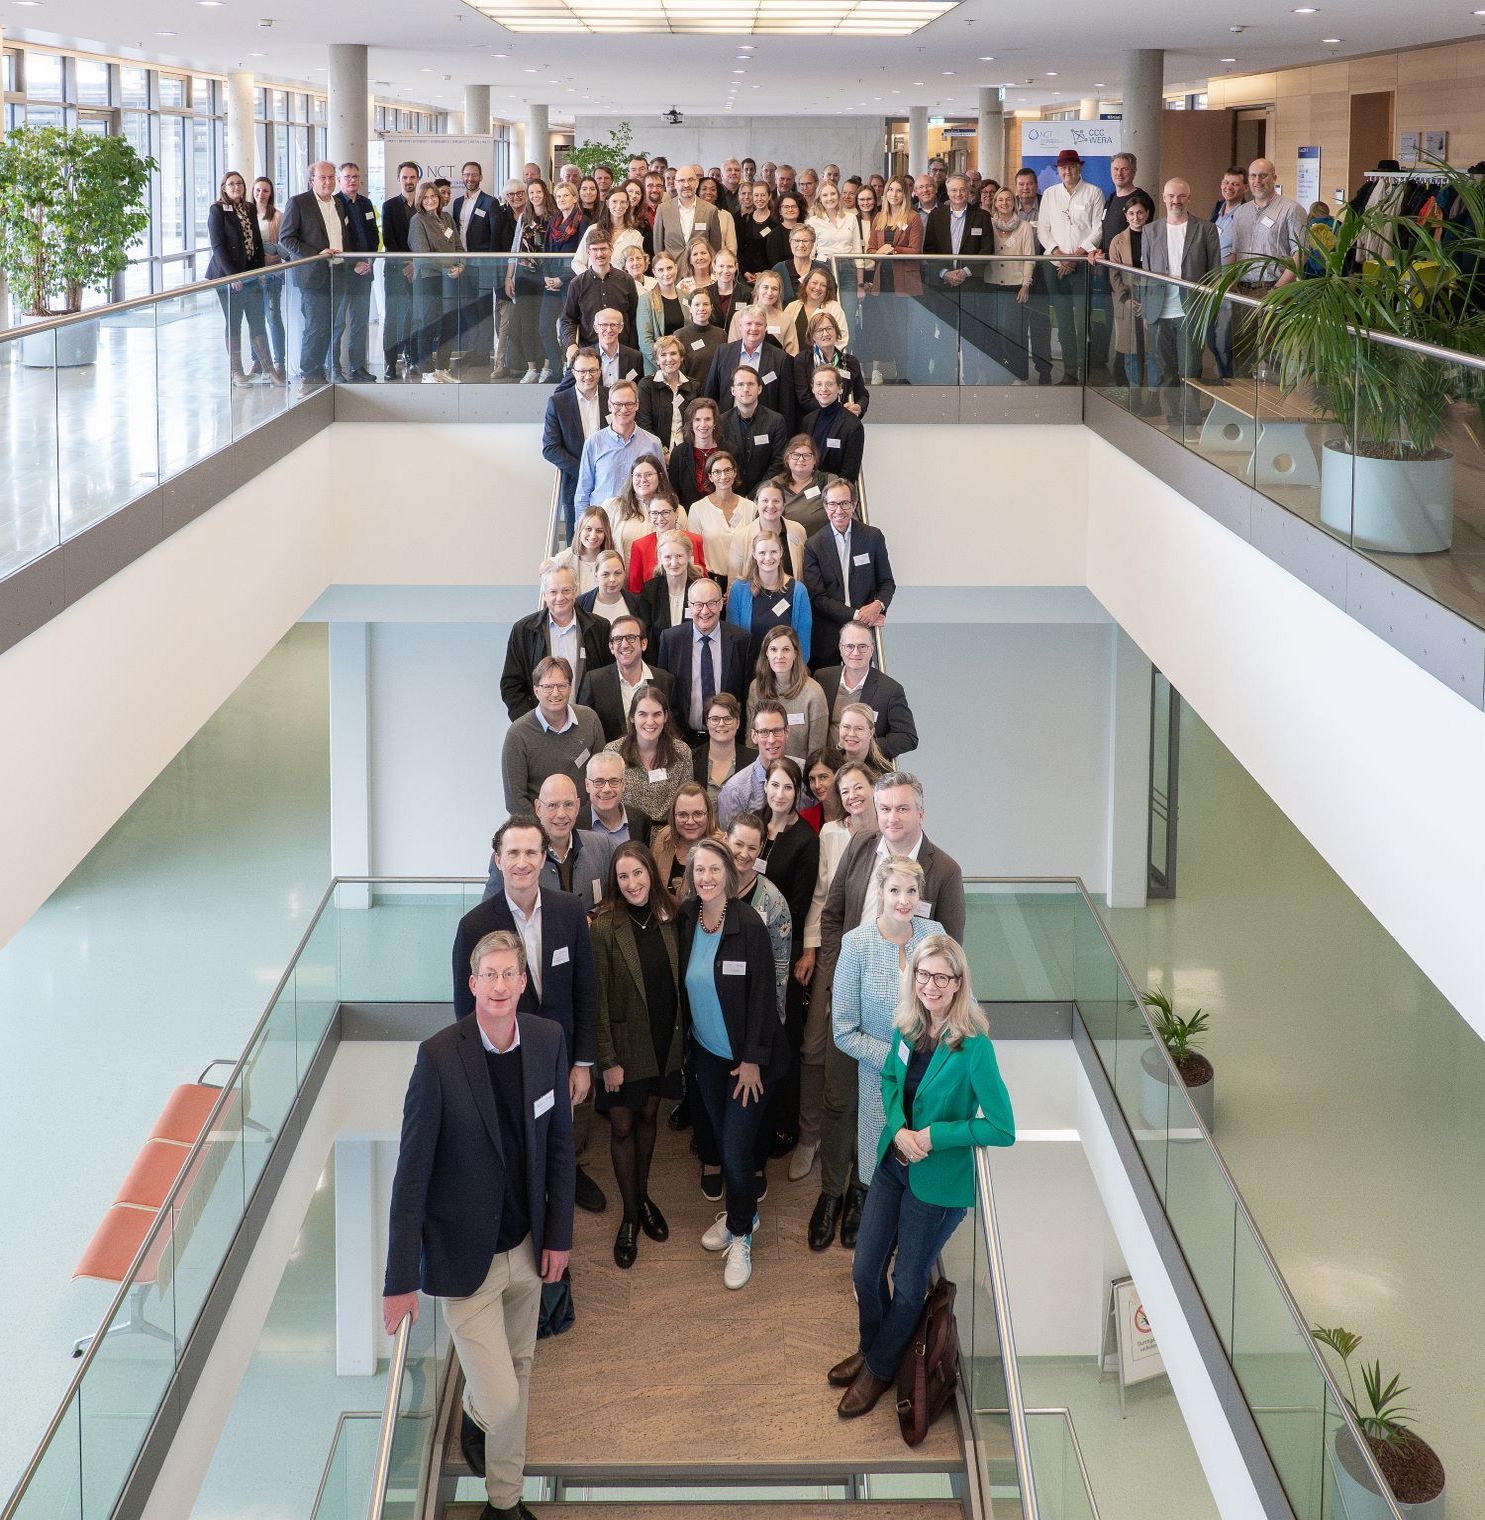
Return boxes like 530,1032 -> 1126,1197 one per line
688,495 -> 757,581
807,213 -> 864,258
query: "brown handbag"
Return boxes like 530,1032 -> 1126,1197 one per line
895,1276 -> 960,1447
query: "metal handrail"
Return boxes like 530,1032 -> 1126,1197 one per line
366,1313 -> 414,1520
537,468 -> 563,609
973,1145 -> 1039,1520
961,872 -> 1405,1518
980,1408 -> 1102,1520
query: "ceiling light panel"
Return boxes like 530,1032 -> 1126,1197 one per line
469,0 -> 955,31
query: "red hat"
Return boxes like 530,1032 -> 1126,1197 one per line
1055,149 -> 1084,167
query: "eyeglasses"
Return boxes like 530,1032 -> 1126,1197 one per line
475,967 -> 522,984
610,633 -> 642,646
610,401 -> 637,411
753,725 -> 786,738
534,682 -> 571,695
707,713 -> 738,725
914,968 -> 961,990
690,600 -> 721,612
590,777 -> 624,790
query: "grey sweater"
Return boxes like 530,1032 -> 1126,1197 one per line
502,705 -> 607,813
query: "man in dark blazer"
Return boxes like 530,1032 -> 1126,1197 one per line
278,160 -> 350,388
500,564 -> 613,720
451,162 -> 511,376
332,162 -> 379,383
1139,178 -> 1223,422
542,350 -> 607,543
802,479 -> 895,667
796,366 -> 865,484
577,614 -> 677,741
655,578 -> 750,742
718,366 -> 788,496
814,624 -> 918,760
452,816 -> 606,1214
804,771 -> 965,1252
577,750 -> 653,845
384,926 -> 573,1519
922,173 -> 993,367
380,159 -> 420,380
703,306 -> 794,431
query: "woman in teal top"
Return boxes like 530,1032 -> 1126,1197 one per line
830,933 -> 1015,1419
831,856 -> 943,1188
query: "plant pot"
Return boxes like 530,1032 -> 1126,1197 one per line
1319,440 -> 1453,554
19,313 -> 99,369
1139,1046 -> 1214,1133
1331,1427 -> 1446,1520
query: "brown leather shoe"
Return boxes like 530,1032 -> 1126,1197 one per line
837,1365 -> 893,1418
827,1351 -> 865,1387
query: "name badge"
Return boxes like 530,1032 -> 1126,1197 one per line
534,1089 -> 555,1117
691,339 -> 705,351
1260,215 -> 1275,228
970,226 -> 983,236
761,371 -> 776,385
869,708 -> 879,723
575,748 -> 591,767
647,767 -> 668,782
443,227 -> 454,240
914,899 -> 933,917
552,945 -> 570,966
787,711 -> 805,726
475,207 -> 488,218
772,598 -> 789,615
759,225 -> 771,236
754,856 -> 768,874
364,210 -> 375,220
768,324 -> 781,335
753,433 -> 770,445
825,438 -> 842,450
722,959 -> 747,976
897,1041 -> 910,1066
591,878 -> 603,906
696,221 -> 709,232
804,486 -> 820,498
853,552 -> 870,566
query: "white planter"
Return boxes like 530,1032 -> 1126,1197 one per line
1330,1430 -> 1446,1520
1319,440 -> 1453,554
19,314 -> 99,368
1139,1046 -> 1214,1133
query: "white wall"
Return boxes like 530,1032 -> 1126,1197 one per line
574,114 -> 887,179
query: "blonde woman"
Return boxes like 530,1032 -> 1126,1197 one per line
829,934 -> 1014,1417
636,251 -> 688,371
726,529 -> 811,668
603,454 -> 688,565
636,332 -> 696,455
678,236 -> 715,297
735,480 -> 807,580
638,529 -> 704,634
746,625 -> 827,761
836,701 -> 890,781
731,269 -> 789,346
548,507 -> 615,594
578,548 -> 644,629
986,185 -> 1038,384
806,180 -> 864,258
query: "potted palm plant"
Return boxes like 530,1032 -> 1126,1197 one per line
1137,986 -> 1214,1131
1312,1325 -> 1446,1518
1190,165 -> 1485,555
0,125 -> 155,367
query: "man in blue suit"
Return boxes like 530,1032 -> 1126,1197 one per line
451,815 -> 606,1214
802,478 -> 895,667
541,349 -> 607,544
332,162 -> 379,383
655,577 -> 751,743
451,162 -> 510,377
384,928 -> 573,1520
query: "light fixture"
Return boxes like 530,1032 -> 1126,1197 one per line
1321,35 -> 1341,41
1045,70 -> 1058,76
154,27 -> 176,33
464,0 -> 959,33
977,53 -> 993,59
1292,6 -> 1317,12
942,69 -> 954,75
196,1 -> 225,7
249,49 -> 266,55
1220,55 -> 1236,62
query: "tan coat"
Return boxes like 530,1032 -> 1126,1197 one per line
1107,228 -> 1153,357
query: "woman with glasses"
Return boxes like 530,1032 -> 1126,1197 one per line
604,454 -> 688,566
604,683 -> 694,826
780,265 -> 850,359
829,933 -> 1015,1417
836,702 -> 891,783
772,434 -> 836,537
734,480 -> 807,579
207,170 -> 276,387
687,450 -> 756,586
650,781 -> 723,894
694,693 -> 755,806
726,532 -> 811,672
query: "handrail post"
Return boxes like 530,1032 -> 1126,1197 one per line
365,1313 -> 414,1520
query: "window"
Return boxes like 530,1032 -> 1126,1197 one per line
27,51 -> 64,99
192,76 -> 213,111
158,113 -> 186,254
121,66 -> 149,107
3,47 -> 18,92
76,59 -> 111,105
193,118 -> 215,244
158,73 -> 185,108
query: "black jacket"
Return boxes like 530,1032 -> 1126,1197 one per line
676,895 -> 783,1073
206,201 -> 266,281
278,190 -> 350,286
577,662 -> 677,742
501,606 -> 614,720
559,267 -> 640,351
802,522 -> 896,666
576,799 -> 652,844
335,191 -> 380,254
798,401 -> 865,483
759,817 -> 820,955
813,664 -> 918,759
793,349 -> 870,418
543,383 -> 609,518
705,339 -> 795,432
637,374 -> 698,447
383,1012 -> 574,1297
719,405 -> 789,495
656,621 -> 752,735
382,193 -> 417,254
577,585 -> 646,632
921,202 -> 993,266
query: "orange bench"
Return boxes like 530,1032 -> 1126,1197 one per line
72,1062 -> 240,1357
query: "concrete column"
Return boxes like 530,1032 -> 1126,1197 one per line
908,105 -> 928,178
977,87 -> 1003,185
226,70 -> 256,179
1079,97 -> 1100,121
334,1139 -> 377,1375
327,43 -> 368,173
465,83 -> 491,136
527,103 -> 550,180
329,622 -> 372,912
1122,48 -> 1164,187
1105,627 -> 1152,910
514,121 -> 527,168
448,111 -> 465,134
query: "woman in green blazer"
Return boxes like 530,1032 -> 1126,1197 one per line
830,933 -> 1015,1419
593,841 -> 686,1270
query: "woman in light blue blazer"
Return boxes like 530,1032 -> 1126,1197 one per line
832,856 -> 942,1186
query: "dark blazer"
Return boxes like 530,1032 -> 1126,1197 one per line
451,887 -> 598,1064
592,909 -> 684,1079
543,382 -> 609,519
278,190 -> 350,286
578,662 -> 677,742
921,203 -> 993,267
814,665 -> 918,759
383,1012 -> 575,1297
793,349 -> 869,418
637,574 -> 696,637
760,817 -> 820,954
667,442 -> 714,509
637,374 -> 698,446
381,193 -> 417,254
596,342 -> 646,386
1141,215 -> 1223,283
798,403 -> 865,483
675,322 -> 724,388
576,799 -> 653,844
676,895 -> 782,1073
336,191 -> 380,253
501,606 -> 614,720
704,339 -> 795,432
577,585 -> 646,632
802,521 -> 896,665
656,621 -> 752,734
206,201 -> 266,281
451,190 -> 507,254
719,405 -> 789,495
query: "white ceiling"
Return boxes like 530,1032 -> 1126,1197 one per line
9,0 -> 1485,121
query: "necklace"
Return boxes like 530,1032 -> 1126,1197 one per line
700,900 -> 726,933
627,902 -> 655,932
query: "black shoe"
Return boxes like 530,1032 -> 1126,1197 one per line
668,1096 -> 692,1131
638,1196 -> 669,1242
840,1182 -> 867,1250
574,1165 -> 607,1213
809,1192 -> 842,1251
460,1410 -> 486,1475
768,1129 -> 798,1159
754,1167 -> 768,1201
614,1218 -> 638,1269
700,1167 -> 723,1201
349,368 -> 378,383
478,1504 -> 537,1520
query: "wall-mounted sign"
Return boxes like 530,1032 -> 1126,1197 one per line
1296,145 -> 1322,206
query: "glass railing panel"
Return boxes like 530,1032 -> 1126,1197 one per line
226,268 -> 290,437
1161,1110 -> 1238,1355
1113,978 -> 1169,1205
167,1086 -> 247,1340
295,896 -> 341,1074
1071,893 -> 1121,1090
337,881 -> 475,1004
156,284 -> 234,476
311,1414 -> 380,1520
376,1299 -> 448,1520
962,880 -> 1078,1004
0,323 -> 61,580
6,1399 -> 82,1520
240,986 -> 299,1197
1025,1412 -> 1097,1520
832,255 -> 970,387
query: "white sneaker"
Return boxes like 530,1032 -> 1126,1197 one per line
437,369 -> 457,384
724,1233 -> 753,1290
702,1210 -> 760,1251
787,1141 -> 819,1182
520,364 -> 540,384
537,364 -> 552,383
870,366 -> 883,386
420,371 -> 439,385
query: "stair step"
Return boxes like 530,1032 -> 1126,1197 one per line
446,1505 -> 966,1518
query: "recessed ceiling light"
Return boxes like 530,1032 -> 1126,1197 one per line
249,49 -> 265,55
1321,35 -> 1341,41
196,1 -> 224,7
154,27 -> 176,33
913,80 -> 924,85
522,66 -> 537,72
942,69 -> 954,75
1045,70 -> 1058,76
732,67 -> 746,73
1292,6 -> 1317,12
1093,81 -> 1106,87
1221,55 -> 1237,62
977,54 -> 993,60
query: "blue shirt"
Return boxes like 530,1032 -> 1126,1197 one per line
574,424 -> 663,513
686,923 -> 731,1059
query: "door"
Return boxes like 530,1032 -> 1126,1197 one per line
1349,91 -> 1395,186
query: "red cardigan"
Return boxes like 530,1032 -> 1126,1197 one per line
627,530 -> 708,593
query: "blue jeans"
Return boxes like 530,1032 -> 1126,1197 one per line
1122,349 -> 1160,387
690,1043 -> 767,1237
853,1151 -> 965,1380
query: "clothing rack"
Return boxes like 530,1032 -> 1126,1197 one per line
1364,169 -> 1453,184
